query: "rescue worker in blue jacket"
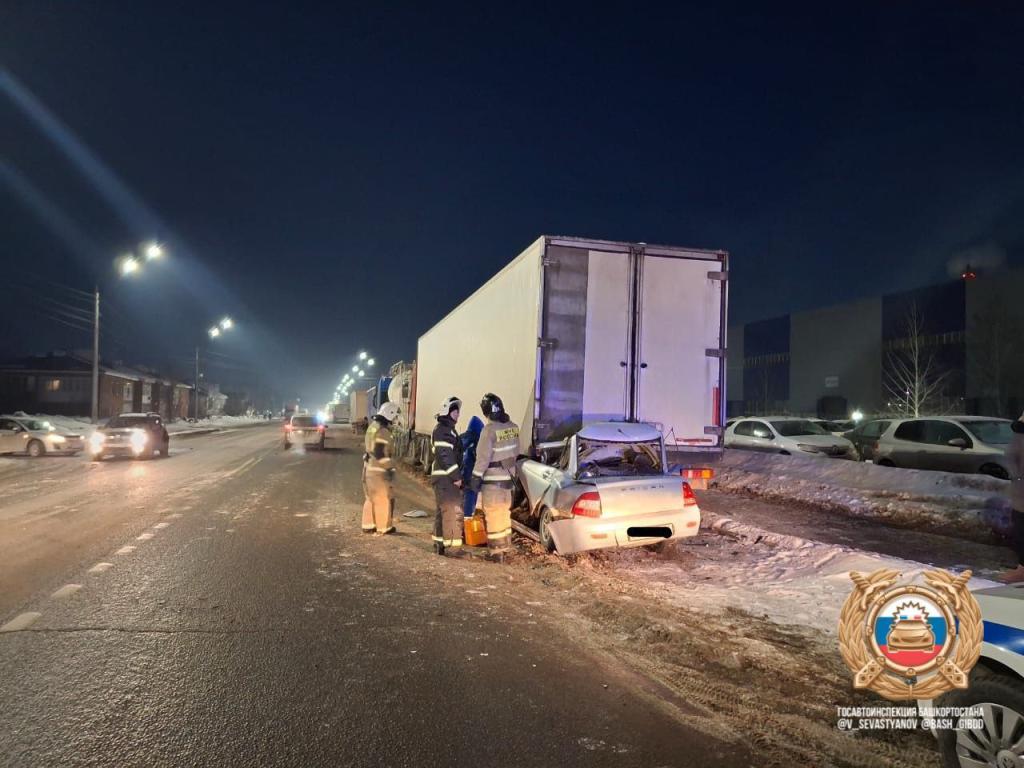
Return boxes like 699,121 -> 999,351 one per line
430,396 -> 465,556
460,415 -> 484,518
469,393 -> 520,561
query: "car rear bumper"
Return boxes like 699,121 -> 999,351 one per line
287,432 -> 324,446
547,508 -> 701,554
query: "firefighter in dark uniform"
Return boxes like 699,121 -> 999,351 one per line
430,396 -> 465,556
362,401 -> 400,535
469,393 -> 520,560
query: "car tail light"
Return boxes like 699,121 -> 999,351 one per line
285,424 -> 292,431
571,491 -> 602,518
681,468 -> 714,481
318,425 -> 326,432
682,482 -> 698,507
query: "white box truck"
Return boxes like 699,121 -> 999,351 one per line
411,235 -> 728,483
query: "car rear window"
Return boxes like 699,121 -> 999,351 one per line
292,416 -> 317,427
576,438 -> 663,477
860,420 -> 889,439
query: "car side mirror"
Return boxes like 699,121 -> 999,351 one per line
948,438 -> 968,449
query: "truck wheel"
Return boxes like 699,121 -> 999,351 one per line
538,507 -> 556,553
27,440 -> 45,458
938,674 -> 1024,768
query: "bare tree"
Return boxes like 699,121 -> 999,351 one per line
884,303 -> 950,417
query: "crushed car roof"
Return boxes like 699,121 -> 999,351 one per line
578,422 -> 662,442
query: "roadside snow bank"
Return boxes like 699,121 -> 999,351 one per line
713,450 -> 1010,537
596,514 -> 997,636
10,414 -> 268,437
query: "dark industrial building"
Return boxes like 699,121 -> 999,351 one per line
727,269 -> 1024,420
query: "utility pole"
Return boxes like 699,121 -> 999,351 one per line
193,346 -> 200,420
91,286 -> 100,423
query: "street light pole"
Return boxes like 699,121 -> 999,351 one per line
91,286 -> 100,423
193,346 -> 200,420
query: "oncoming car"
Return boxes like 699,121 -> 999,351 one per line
89,413 -> 170,460
514,422 -> 701,555
0,415 -> 85,457
283,414 -> 326,450
922,584 -> 1024,766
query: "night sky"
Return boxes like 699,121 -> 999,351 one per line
3,2 -> 1022,405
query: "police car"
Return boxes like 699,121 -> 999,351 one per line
926,584 -> 1024,767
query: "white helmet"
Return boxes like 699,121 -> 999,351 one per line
377,402 -> 400,423
437,396 -> 462,418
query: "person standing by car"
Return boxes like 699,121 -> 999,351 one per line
460,415 -> 484,518
430,397 -> 464,556
469,393 -> 520,561
1000,412 -> 1024,583
362,402 -> 400,536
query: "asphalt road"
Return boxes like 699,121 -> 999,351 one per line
0,426 -> 751,767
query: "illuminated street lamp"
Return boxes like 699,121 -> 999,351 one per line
367,358 -> 375,367
145,242 -> 163,260
209,326 -> 221,338
352,365 -> 359,372
220,316 -> 233,330
120,256 -> 140,276
359,351 -> 367,360
358,369 -> 365,377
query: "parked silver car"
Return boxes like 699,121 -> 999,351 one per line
724,417 -> 855,458
515,422 -> 702,555
872,416 -> 1014,478
0,415 -> 85,457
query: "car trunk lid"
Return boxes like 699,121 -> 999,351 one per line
578,475 -> 683,518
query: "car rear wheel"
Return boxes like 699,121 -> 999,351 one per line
981,464 -> 1010,480
938,673 -> 1024,767
91,452 -> 104,462
538,507 -> 556,553
27,440 -> 45,458
160,440 -> 170,457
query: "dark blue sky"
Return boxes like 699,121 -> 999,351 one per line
2,2 -> 1022,404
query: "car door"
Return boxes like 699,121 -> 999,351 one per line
0,418 -> 19,453
920,420 -> 974,473
729,420 -> 757,451
856,420 -> 890,461
890,421 -> 927,468
748,421 -> 778,453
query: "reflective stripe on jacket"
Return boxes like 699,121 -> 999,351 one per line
472,418 -> 520,482
364,420 -> 394,472
430,416 -> 463,481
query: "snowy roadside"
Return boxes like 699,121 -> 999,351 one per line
713,449 -> 1009,537
9,413 -> 269,437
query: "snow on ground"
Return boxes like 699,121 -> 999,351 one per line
713,449 -> 1010,536
594,514 -> 998,636
4,413 -> 268,436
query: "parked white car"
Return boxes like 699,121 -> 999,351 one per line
0,415 -> 85,457
514,422 -> 702,555
724,417 -> 855,458
922,584 -> 1024,766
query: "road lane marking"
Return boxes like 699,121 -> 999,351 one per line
116,545 -> 136,555
154,522 -> 170,529
0,612 -> 41,632
88,562 -> 114,574
224,456 -> 259,479
167,513 -> 183,518
137,532 -> 154,540
51,584 -> 82,599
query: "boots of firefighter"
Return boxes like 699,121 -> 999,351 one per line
481,483 -> 513,554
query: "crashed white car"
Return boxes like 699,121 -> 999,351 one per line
514,422 -> 701,555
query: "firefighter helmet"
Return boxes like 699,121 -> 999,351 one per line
480,393 -> 504,418
437,396 -> 462,418
376,401 -> 400,423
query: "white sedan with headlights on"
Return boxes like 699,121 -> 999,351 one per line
89,413 -> 170,461
513,422 -> 702,555
0,415 -> 85,457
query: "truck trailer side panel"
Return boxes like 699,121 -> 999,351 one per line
414,237 -> 545,437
